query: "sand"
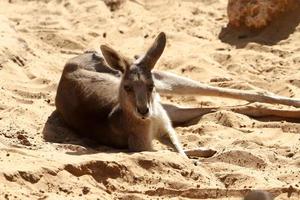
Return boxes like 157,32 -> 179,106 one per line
0,0 -> 300,199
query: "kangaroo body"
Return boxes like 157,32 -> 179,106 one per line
56,32 -> 300,160
56,33 -> 186,156
56,52 -> 170,150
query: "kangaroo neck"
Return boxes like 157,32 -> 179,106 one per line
121,106 -> 151,126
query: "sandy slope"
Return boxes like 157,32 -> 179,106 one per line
0,0 -> 300,199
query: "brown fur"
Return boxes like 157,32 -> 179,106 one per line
56,32 -> 300,159
55,32 -> 188,156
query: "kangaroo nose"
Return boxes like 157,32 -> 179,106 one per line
137,107 -> 149,115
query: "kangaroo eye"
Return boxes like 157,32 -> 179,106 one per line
148,84 -> 154,91
124,85 -> 133,92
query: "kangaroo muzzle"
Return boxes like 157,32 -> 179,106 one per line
135,93 -> 150,119
137,106 -> 149,116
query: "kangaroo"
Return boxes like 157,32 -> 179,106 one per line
56,32 -> 215,159
56,32 -> 300,160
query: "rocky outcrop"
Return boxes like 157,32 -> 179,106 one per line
227,0 -> 299,28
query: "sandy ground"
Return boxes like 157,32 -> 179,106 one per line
0,0 -> 300,199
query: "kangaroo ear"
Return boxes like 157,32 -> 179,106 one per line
138,32 -> 166,70
100,45 -> 130,73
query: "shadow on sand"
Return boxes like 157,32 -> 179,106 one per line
42,110 -> 124,155
42,107 -> 300,157
219,6 -> 300,48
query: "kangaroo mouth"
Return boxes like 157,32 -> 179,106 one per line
141,115 -> 150,120
136,108 -> 150,120
138,113 -> 150,120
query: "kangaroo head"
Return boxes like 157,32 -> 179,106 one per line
101,32 -> 166,119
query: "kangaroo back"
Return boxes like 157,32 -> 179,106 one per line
55,52 -> 129,148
